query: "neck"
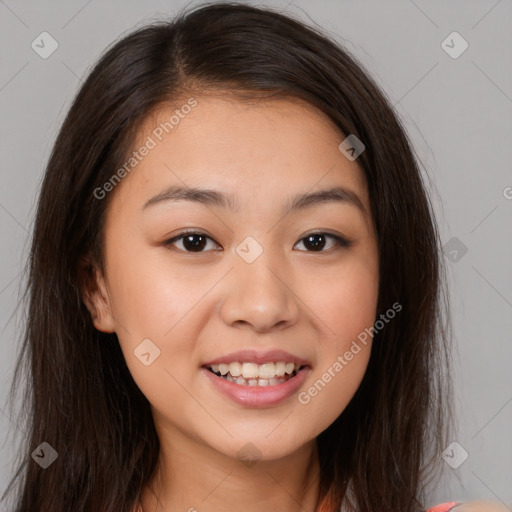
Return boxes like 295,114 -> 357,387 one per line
140,423 -> 322,512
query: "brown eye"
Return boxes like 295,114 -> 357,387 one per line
164,231 -> 219,253
294,233 -> 351,252
164,230 -> 351,254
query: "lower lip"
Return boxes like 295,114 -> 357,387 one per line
201,367 -> 311,408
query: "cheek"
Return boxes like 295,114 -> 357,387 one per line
104,243 -> 209,395
295,257 -> 378,415
297,346 -> 370,436
108,254 -> 202,416
106,241 -> 202,337
295,286 -> 376,431
303,255 -> 379,345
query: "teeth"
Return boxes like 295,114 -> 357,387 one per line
285,362 -> 295,375
208,361 -> 304,382
229,362 -> 242,377
258,363 -> 276,379
242,362 -> 260,379
275,362 -> 286,377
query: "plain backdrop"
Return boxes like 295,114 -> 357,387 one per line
0,0 -> 511,508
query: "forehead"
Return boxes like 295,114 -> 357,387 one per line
111,93 -> 370,218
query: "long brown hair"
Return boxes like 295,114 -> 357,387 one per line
2,2 -> 453,511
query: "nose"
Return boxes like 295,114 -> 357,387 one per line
219,249 -> 300,333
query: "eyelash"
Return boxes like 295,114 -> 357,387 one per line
163,229 -> 352,253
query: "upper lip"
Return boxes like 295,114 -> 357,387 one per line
202,349 -> 311,367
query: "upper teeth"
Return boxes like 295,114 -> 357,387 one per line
209,362 -> 300,379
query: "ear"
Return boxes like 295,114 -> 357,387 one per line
78,255 -> 117,333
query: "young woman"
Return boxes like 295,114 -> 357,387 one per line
2,2 -> 507,511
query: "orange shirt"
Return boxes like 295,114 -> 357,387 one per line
427,503 -> 461,512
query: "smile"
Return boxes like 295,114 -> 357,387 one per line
206,362 -> 305,386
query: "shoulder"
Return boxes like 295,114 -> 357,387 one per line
448,502 -> 511,512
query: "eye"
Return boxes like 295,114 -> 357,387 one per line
163,230 -> 351,253
294,232 -> 351,252
164,231 -> 220,253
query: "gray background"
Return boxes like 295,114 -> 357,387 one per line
0,0 -> 511,509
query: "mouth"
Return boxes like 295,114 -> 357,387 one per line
204,361 -> 308,387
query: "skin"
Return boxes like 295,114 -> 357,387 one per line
85,93 -> 381,512
454,503 -> 512,512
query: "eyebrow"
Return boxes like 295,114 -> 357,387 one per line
142,184 -> 367,216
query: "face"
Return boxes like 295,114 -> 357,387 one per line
87,93 -> 379,463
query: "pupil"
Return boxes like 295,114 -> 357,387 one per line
183,234 -> 207,252
305,234 -> 325,251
